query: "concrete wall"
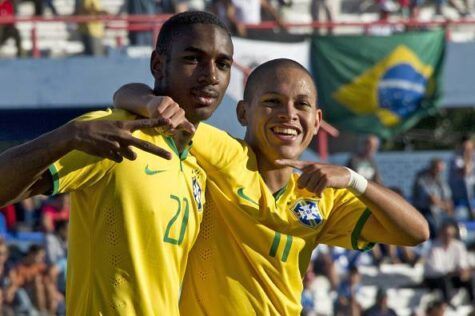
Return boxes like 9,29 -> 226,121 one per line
1,42 -> 474,109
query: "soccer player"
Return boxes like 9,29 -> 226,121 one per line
0,12 -> 233,315
115,59 -> 429,315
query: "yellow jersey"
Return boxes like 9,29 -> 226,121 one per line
48,109 -> 206,315
180,123 -> 373,315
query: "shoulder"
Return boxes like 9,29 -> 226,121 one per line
75,108 -> 138,122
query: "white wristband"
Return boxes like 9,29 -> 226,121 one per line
345,167 -> 368,196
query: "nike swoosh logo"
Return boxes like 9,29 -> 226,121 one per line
145,164 -> 166,175
237,187 -> 259,206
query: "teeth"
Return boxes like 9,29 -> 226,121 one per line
273,127 -> 298,136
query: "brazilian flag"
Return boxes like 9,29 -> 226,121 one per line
311,30 -> 445,138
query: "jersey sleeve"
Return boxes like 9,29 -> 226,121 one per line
48,109 -> 125,195
49,150 -> 114,195
191,123 -> 248,172
317,189 -> 374,251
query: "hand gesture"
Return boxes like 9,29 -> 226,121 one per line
145,96 -> 195,136
70,117 -> 176,162
276,159 -> 351,197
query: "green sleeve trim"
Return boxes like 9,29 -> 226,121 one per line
48,164 -> 59,196
351,208 -> 375,252
269,232 -> 281,257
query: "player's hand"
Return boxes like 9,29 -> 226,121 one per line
69,118 -> 175,162
145,96 -> 196,136
275,159 -> 351,197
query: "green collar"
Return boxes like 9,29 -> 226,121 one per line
164,136 -> 192,161
273,185 -> 287,201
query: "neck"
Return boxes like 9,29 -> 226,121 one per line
171,123 -> 198,152
255,149 -> 293,193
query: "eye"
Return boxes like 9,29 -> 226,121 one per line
263,98 -> 281,106
296,100 -> 312,110
217,60 -> 231,71
183,55 -> 199,63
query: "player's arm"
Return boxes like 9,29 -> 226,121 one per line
113,83 -> 195,135
0,117 -> 173,207
276,159 -> 430,246
114,83 -> 246,171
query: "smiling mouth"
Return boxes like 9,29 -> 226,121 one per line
270,126 -> 302,142
271,126 -> 300,136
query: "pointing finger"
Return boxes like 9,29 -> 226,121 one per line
124,136 -> 172,160
125,118 -> 172,132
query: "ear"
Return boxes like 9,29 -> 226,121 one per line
313,109 -> 323,135
236,100 -> 248,126
150,51 -> 164,81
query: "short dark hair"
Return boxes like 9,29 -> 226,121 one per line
155,11 -> 231,56
243,58 -> 316,103
27,244 -> 44,255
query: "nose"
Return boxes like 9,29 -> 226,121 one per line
198,61 -> 219,85
277,101 -> 298,122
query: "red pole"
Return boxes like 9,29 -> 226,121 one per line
445,21 -> 452,41
31,24 -> 40,58
116,35 -> 123,48
318,129 -> 328,162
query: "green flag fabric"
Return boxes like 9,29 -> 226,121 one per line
311,30 -> 445,139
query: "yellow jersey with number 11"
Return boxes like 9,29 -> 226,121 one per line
180,123 -> 373,315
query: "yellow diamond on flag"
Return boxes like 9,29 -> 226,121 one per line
333,45 -> 433,127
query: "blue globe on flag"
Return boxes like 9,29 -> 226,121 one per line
378,63 -> 427,118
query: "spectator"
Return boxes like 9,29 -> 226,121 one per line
126,0 -> 156,46
398,0 -> 410,18
40,195 -> 69,233
211,0 -> 283,37
435,0 -> 471,17
175,0 -> 206,12
16,197 -> 45,231
423,221 -> 475,306
363,287 -> 397,316
347,135 -> 383,184
412,158 -> 453,239
425,299 -> 447,316
409,0 -> 423,20
0,239 -> 14,316
367,1 -> 403,36
449,135 -> 475,220
0,204 -> 15,232
0,0 -> 23,57
46,220 -> 67,305
76,0 -> 107,56
334,266 -> 363,316
155,0 -> 176,13
43,0 -> 58,16
45,220 -> 67,266
5,245 -> 62,314
311,0 -> 333,34
301,268 -> 317,316
312,246 -> 340,291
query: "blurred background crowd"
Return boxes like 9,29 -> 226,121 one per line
1,0 -> 475,315
0,0 -> 474,57
0,134 -> 474,315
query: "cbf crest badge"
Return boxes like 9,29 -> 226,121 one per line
192,177 -> 203,211
291,199 -> 323,228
